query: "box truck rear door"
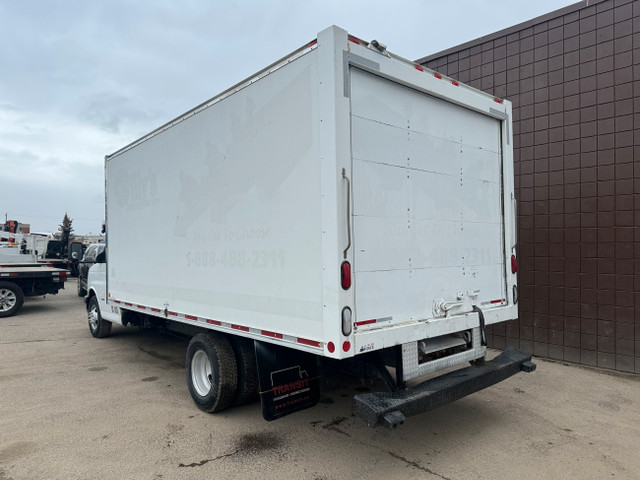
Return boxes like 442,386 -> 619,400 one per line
349,68 -> 506,328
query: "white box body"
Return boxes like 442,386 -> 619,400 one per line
105,26 -> 517,360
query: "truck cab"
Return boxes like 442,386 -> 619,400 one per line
85,247 -> 121,338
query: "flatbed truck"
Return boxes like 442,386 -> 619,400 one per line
0,264 -> 68,317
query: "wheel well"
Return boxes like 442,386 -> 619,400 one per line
85,289 -> 97,307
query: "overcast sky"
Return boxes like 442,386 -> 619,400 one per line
0,0 -> 576,235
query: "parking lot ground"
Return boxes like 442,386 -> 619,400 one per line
1,281 -> 639,480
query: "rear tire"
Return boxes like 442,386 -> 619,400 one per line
87,295 -> 112,338
0,282 -> 24,318
186,332 -> 238,412
229,336 -> 259,405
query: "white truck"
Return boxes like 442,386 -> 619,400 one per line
87,26 -> 534,428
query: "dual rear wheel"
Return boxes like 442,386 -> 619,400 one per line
185,332 -> 259,412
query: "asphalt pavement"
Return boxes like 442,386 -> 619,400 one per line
1,280 -> 639,479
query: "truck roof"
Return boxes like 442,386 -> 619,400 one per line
106,26 -> 504,161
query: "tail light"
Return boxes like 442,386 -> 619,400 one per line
341,261 -> 351,290
511,254 -> 517,274
342,307 -> 352,336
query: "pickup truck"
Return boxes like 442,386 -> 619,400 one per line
76,243 -> 105,297
0,263 -> 68,317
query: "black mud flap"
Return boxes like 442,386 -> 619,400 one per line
255,341 -> 320,421
353,347 -> 536,429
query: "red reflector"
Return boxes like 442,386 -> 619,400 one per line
261,330 -> 283,339
341,261 -> 351,290
348,36 -> 360,45
511,255 -> 517,274
434,73 -> 442,79
297,337 -> 321,348
308,40 -> 317,48
451,80 -> 459,86
494,98 -> 503,103
342,341 -> 351,352
327,342 -> 335,353
354,319 -> 376,327
232,324 -> 249,332
185,314 -> 197,320
414,65 -> 424,72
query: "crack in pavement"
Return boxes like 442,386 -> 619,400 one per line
178,450 -> 238,467
314,418 -> 452,479
387,451 -> 453,479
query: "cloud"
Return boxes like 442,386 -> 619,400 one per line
1,0 -> 578,234
77,92 -> 155,134
0,147 -> 39,165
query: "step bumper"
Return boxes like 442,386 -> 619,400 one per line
353,347 -> 536,429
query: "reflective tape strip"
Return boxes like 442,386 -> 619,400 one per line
108,302 -> 321,349
297,337 -> 322,348
261,330 -> 283,339
354,319 -> 377,327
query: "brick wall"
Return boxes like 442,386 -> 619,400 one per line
419,0 -> 640,373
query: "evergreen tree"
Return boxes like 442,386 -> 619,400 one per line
58,213 -> 74,256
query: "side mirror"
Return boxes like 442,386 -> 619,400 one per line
69,242 -> 84,260
96,250 -> 106,264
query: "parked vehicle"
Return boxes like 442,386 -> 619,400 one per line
77,243 -> 104,297
2,232 -> 85,275
0,263 -> 68,317
86,26 -> 534,428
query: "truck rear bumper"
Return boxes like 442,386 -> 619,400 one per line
353,348 -> 536,429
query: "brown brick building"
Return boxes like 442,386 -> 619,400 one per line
418,0 -> 640,373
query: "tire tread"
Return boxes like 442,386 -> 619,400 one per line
186,332 -> 238,413
230,336 -> 259,406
